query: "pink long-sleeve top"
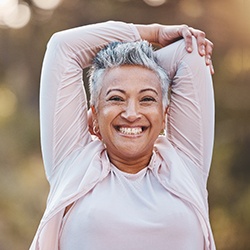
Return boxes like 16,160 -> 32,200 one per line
30,21 -> 216,250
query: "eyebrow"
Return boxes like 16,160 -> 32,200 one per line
106,88 -> 158,96
139,88 -> 158,95
106,88 -> 126,96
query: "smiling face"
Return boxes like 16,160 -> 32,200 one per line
92,65 -> 167,173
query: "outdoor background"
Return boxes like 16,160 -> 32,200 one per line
0,0 -> 249,249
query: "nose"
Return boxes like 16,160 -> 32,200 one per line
121,100 -> 141,122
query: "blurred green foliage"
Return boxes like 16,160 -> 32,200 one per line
0,0 -> 250,249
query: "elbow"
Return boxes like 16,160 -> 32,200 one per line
48,32 -> 59,46
46,31 -> 68,52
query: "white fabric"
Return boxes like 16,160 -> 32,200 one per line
30,21 -> 216,250
60,152 -> 204,250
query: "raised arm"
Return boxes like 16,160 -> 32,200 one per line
135,23 -> 214,74
155,38 -> 214,175
40,21 -> 140,180
135,24 -> 214,174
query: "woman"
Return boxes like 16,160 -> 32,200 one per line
31,21 -> 215,249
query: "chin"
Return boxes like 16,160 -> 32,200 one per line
118,146 -> 153,159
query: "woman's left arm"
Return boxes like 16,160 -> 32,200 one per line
136,24 -> 215,174
157,32 -> 214,174
135,23 -> 214,74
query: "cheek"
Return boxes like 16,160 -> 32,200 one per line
150,105 -> 165,120
152,109 -> 166,131
98,101 -> 124,118
96,106 -> 120,132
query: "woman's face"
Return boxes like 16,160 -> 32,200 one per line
92,65 -> 167,168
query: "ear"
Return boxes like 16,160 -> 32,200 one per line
88,106 -> 97,135
162,106 -> 169,130
90,106 -> 102,140
90,105 -> 99,128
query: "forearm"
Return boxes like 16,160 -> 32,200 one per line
155,37 -> 214,173
50,21 -> 140,68
135,24 -> 160,44
40,21 -> 140,179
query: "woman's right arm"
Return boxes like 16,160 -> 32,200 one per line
40,21 -> 140,180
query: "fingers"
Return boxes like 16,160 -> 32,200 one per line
188,27 -> 206,56
178,25 -> 193,52
157,24 -> 215,74
188,27 -> 215,74
204,39 -> 213,64
179,25 -> 207,56
204,38 -> 214,74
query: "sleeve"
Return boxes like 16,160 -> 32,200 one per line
155,37 -> 215,175
39,21 -> 140,180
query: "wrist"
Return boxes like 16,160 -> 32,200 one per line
135,23 -> 160,44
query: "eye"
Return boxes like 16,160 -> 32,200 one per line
107,95 -> 124,102
140,96 -> 156,102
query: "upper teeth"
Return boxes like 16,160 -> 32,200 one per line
119,127 -> 142,135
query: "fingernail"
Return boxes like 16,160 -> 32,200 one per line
206,54 -> 211,64
211,65 -> 215,74
187,47 -> 192,52
201,45 -> 205,55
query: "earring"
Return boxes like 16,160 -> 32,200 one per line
159,128 -> 166,137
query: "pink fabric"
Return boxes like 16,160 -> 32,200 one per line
30,21 -> 215,250
59,152 -> 204,250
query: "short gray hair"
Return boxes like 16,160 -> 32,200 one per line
88,40 -> 169,109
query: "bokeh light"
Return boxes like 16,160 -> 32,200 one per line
143,0 -> 167,7
224,48 -> 250,74
0,0 -> 17,25
0,0 -> 31,29
3,2 -> 31,29
0,0 -> 63,29
31,0 -> 61,10
179,0 -> 203,18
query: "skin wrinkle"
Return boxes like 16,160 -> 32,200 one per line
92,65 -> 167,174
89,41 -> 170,110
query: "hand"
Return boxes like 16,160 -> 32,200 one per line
158,24 -> 214,74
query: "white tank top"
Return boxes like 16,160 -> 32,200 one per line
59,165 -> 204,250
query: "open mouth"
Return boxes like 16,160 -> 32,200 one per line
115,126 -> 147,135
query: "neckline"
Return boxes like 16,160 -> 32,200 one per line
111,164 -> 148,180
102,149 -> 162,176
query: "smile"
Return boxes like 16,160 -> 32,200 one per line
116,126 -> 145,135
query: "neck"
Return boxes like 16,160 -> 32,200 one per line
107,152 -> 153,174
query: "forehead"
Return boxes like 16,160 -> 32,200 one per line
101,65 -> 161,91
